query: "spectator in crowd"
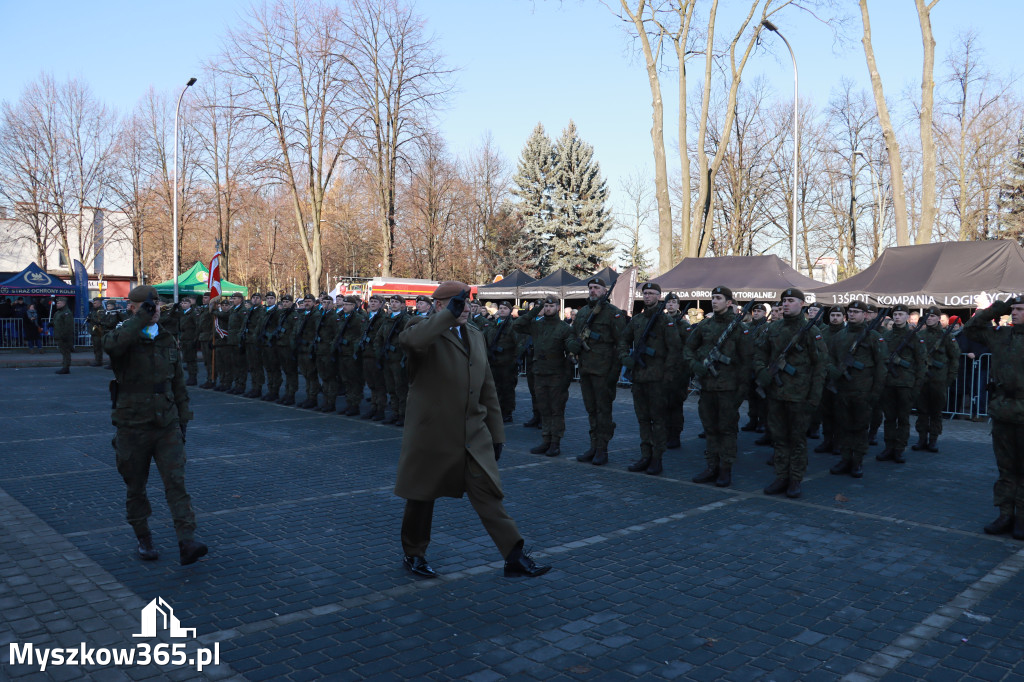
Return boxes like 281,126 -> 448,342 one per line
25,304 -> 42,353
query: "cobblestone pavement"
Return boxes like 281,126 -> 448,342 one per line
2,366 -> 1023,681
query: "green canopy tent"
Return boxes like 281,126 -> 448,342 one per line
152,261 -> 248,297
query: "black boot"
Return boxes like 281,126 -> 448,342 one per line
529,441 -> 551,455
692,466 -> 718,484
984,513 -> 1014,535
715,466 -> 732,487
178,539 -> 208,566
850,462 -> 864,478
891,448 -> 906,464
524,414 -> 541,428
830,459 -> 852,476
925,435 -> 939,453
137,534 -> 158,561
763,477 -> 788,495
644,458 -> 663,476
546,440 -> 561,457
911,434 -> 927,451
786,480 -> 802,499
876,448 -> 894,462
592,447 -> 608,466
814,439 -> 834,454
577,447 -> 596,463
262,391 -> 279,402
628,456 -> 652,472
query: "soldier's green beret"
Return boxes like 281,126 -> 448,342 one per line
279,294 -> 293,302
664,292 -> 679,302
712,285 -> 733,301
128,285 -> 159,302
924,305 -> 941,316
542,295 -> 559,305
892,304 -> 910,314
847,300 -> 870,312
389,294 -> 405,304
415,294 -> 432,303
343,295 -> 359,305
264,291 -> 276,298
587,277 -> 607,288
641,282 -> 661,294
230,291 -> 244,299
369,294 -> 386,304
866,303 -> 878,313
498,300 -> 513,310
781,288 -> 805,301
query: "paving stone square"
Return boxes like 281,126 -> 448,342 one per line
1,364 -> 1022,680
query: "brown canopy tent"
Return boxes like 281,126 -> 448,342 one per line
650,255 -> 821,302
813,240 -> 1024,308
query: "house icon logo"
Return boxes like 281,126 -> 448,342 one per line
132,597 -> 197,639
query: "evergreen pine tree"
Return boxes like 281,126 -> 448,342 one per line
618,238 -> 653,282
550,120 -> 613,278
997,124 -> 1024,244
510,123 -> 556,276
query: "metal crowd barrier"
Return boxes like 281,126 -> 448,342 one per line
947,352 -> 990,419
0,317 -> 90,350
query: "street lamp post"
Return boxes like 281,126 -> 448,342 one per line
761,20 -> 799,270
172,77 -> 197,303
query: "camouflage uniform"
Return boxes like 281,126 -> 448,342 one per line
273,303 -> 299,404
259,302 -> 282,400
294,304 -> 321,408
241,303 -> 266,398
359,305 -> 388,419
483,313 -> 521,422
87,302 -> 105,365
195,301 -> 215,387
664,310 -> 693,449
313,306 -> 340,411
52,303 -> 75,373
514,304 -> 573,452
178,304 -> 200,385
914,317 -> 961,450
568,296 -> 627,461
213,300 -> 247,393
744,315 -> 770,431
375,308 -> 411,424
814,318 -> 846,454
879,317 -> 927,460
336,306 -> 367,415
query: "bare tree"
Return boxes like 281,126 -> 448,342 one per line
0,89 -> 53,268
914,0 -> 941,244
611,169 -> 656,280
108,111 -> 155,282
462,132 -> 511,281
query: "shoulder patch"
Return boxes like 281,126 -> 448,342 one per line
814,334 -> 822,340
743,329 -> 750,334
614,313 -> 621,318
877,337 -> 885,342
918,338 -> 925,343
667,321 -> 674,326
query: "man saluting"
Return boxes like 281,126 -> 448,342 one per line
394,281 -> 550,579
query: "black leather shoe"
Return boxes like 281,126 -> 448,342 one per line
892,448 -> 906,464
577,447 -> 596,463
925,436 -> 939,453
850,464 -> 864,478
692,466 -> 719,484
530,441 -> 551,455
911,435 -> 927,451
137,534 -> 158,561
764,477 -> 788,495
592,448 -> 608,466
524,415 -> 541,428
984,513 -> 1014,536
504,546 -> 550,578
178,539 -> 208,566
715,466 -> 731,487
876,448 -> 894,462
786,480 -> 802,499
644,459 -> 663,476
628,456 -> 652,472
814,440 -> 834,454
403,555 -> 438,578
830,460 -> 852,476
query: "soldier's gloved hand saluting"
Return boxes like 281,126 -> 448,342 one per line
139,296 -> 157,318
447,288 -> 469,318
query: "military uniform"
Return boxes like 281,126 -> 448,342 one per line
827,301 -> 888,477
619,285 -> 682,475
178,303 -> 200,385
359,300 -> 388,420
814,314 -> 846,455
878,306 -> 927,463
213,296 -> 247,393
273,298 -> 299,405
514,299 -> 573,455
913,307 -> 961,452
753,289 -> 828,498
99,304 -> 127,369
294,301 -> 321,409
336,301 -> 367,415
965,296 -> 1024,538
375,303 -> 411,425
516,301 -> 544,428
743,311 -> 770,433
241,301 -> 266,398
684,287 -> 753,485
256,297 -> 280,400
483,305 -> 521,424
52,301 -> 75,374
87,301 -> 105,366
663,303 -> 692,450
568,282 -> 626,465
195,300 -> 215,387
103,285 -> 206,565
310,303 -> 339,411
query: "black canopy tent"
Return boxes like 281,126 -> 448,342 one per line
475,269 -> 537,301
813,240 -> 1024,308
518,268 -> 586,301
650,255 -> 821,302
563,266 -> 620,298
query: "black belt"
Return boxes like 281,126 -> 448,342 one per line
120,383 -> 168,394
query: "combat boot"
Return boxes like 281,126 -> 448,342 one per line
891,448 -> 906,464
186,377 -> 198,387
299,397 -> 318,409
546,440 -> 561,457
1013,516 -> 1024,541
740,419 -> 758,432
785,480 -> 802,499
850,462 -> 864,478
911,434 -> 927,451
715,465 -> 732,487
763,477 -> 788,495
814,439 -> 834,454
529,440 -> 551,455
644,458 -> 663,476
876,448 -> 895,462
262,390 -> 279,402
577,447 -> 596,463
592,447 -> 609,466
524,414 -> 541,428
278,394 -> 295,406
925,435 -> 939,453
830,459 -> 852,476
755,433 -> 772,447
666,433 -> 681,449
984,513 -> 1014,536
627,456 -> 651,472
137,534 -> 158,561
691,466 -> 719,484
179,539 -> 208,566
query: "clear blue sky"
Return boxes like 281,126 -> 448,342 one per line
1,0 -> 1019,248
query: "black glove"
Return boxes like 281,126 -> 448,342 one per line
179,422 -> 187,443
447,289 -> 469,318
493,442 -> 503,461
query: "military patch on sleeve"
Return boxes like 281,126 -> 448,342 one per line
667,321 -> 674,326
815,334 -> 822,340
614,313 -> 621,318
743,329 -> 750,334
918,339 -> 925,343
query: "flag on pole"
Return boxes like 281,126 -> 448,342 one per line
208,250 -> 223,299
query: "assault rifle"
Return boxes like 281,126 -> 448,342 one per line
827,307 -> 890,393
239,305 -> 258,355
624,301 -> 664,382
357,311 -> 381,358
269,307 -> 293,345
885,317 -> 928,376
378,312 -> 404,369
923,321 -> 957,376
487,316 -> 511,363
576,294 -> 608,352
332,311 -> 355,359
702,300 -> 757,378
309,307 -> 329,361
755,306 -> 825,398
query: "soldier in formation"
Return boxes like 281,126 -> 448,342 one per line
359,295 -> 388,420
484,301 -> 521,424
663,293 -> 692,450
178,296 -> 200,386
337,295 -> 367,415
913,305 -> 961,453
516,295 -> 573,457
876,304 -> 926,464
814,306 -> 847,456
88,298 -> 105,366
376,295 -> 411,425
52,296 -> 75,375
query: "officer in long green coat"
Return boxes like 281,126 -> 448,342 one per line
273,294 -> 299,405
877,304 -> 927,464
178,296 -> 200,386
619,282 -> 682,476
52,296 -> 75,374
684,286 -> 753,486
828,300 -> 888,478
359,295 -> 388,420
568,277 -> 626,465
103,285 -> 207,566
912,305 -> 961,452
753,288 -> 828,498
375,295 -> 411,425
965,295 -> 1024,539
515,295 -> 573,456
336,296 -> 367,416
484,301 -> 521,424
87,298 -> 105,366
